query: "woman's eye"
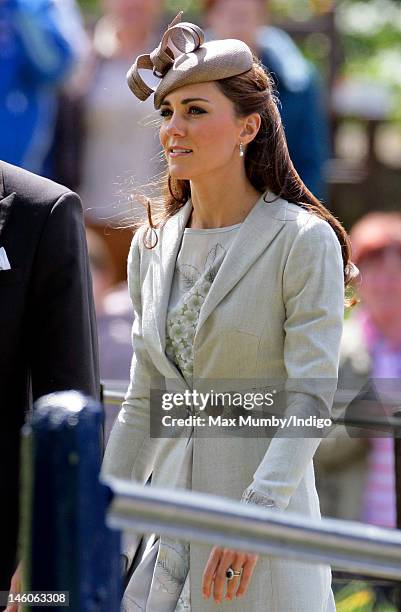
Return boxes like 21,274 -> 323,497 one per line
159,107 -> 206,118
188,106 -> 206,115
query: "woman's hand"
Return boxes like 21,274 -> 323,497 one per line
202,546 -> 258,604
5,562 -> 22,612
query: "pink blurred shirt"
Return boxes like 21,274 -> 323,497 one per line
360,311 -> 401,528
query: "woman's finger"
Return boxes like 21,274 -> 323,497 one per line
236,554 -> 258,598
212,548 -> 236,604
201,546 -> 221,599
224,552 -> 246,601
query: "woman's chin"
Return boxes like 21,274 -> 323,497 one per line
169,168 -> 193,181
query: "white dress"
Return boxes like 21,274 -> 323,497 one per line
122,223 -> 241,611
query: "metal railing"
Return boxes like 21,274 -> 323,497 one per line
102,388 -> 126,405
105,477 -> 401,581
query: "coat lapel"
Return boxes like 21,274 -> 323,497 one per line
147,193 -> 290,380
152,200 -> 193,349
144,201 -> 193,382
0,168 -> 16,238
195,193 -> 288,338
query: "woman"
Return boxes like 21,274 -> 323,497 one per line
102,13 -> 354,611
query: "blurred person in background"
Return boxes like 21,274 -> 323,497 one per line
344,212 -> 401,529
317,212 -> 401,528
57,0 -> 164,285
203,0 -> 330,200
316,211 -> 401,609
0,0 -> 86,178
86,229 -> 133,441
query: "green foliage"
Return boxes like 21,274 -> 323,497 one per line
77,0 -> 201,15
334,580 -> 397,612
337,0 -> 401,121
270,0 -> 401,121
77,0 -> 99,18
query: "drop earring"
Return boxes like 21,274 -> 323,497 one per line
239,142 -> 245,158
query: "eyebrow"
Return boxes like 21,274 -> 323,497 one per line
160,97 -> 211,107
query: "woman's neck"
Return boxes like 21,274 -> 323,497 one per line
188,166 -> 261,229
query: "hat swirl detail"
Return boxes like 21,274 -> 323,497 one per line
127,12 -> 254,109
127,12 -> 204,102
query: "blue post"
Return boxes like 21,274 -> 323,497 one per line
19,391 -> 121,611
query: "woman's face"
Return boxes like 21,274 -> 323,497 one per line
159,82 -> 246,181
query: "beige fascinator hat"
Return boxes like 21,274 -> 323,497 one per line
127,12 -> 253,109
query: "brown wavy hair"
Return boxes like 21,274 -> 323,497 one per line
137,59 -> 357,304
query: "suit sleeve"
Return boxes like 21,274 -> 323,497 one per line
245,218 -> 344,511
27,191 -> 99,402
101,231 -> 162,483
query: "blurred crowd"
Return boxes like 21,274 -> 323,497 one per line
2,0 -> 401,557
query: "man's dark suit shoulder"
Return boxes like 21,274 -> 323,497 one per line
0,160 -> 74,207
0,161 -> 85,262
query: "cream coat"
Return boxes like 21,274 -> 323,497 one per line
102,193 -> 344,611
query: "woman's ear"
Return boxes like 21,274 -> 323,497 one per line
240,113 -> 261,145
